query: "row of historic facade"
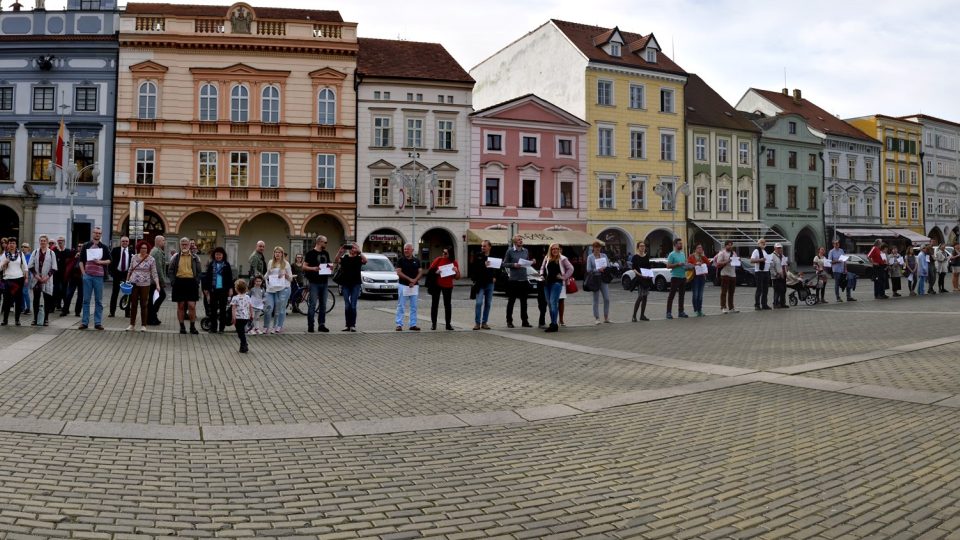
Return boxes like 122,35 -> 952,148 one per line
2,2 -> 958,270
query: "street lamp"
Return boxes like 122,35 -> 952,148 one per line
654,179 -> 690,240
821,184 -> 843,242
392,152 -> 437,251
49,156 -> 100,245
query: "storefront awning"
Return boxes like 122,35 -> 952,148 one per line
466,229 -> 599,246
691,222 -> 791,248
836,228 -> 896,238
891,228 -> 931,244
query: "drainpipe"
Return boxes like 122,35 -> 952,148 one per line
353,70 -> 363,244
818,150 -> 828,244
108,16 -> 120,245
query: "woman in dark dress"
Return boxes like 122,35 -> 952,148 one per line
336,243 -> 366,332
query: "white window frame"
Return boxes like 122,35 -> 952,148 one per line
199,83 -> 218,122
230,84 -> 249,123
646,49 -> 657,63
597,79 -> 613,106
695,186 -> 707,212
660,130 -> 675,161
598,176 -> 615,209
260,151 -> 279,188
372,176 -> 391,206
436,177 -> 453,207
629,128 -> 646,159
738,141 -> 751,166
198,150 -> 217,187
556,137 -> 574,158
660,178 -> 675,210
0,86 -> 14,112
899,201 -> 907,219
75,86 -> 98,112
609,42 -> 621,57
910,170 -> 918,185
886,200 -> 895,219
229,151 -> 249,187
484,177 -> 501,206
316,153 -> 336,189
437,119 -> 455,150
788,121 -> 797,134
519,177 -> 539,208
135,148 -> 155,184
520,133 -> 540,157
373,116 -> 392,147
630,175 -> 647,210
598,126 -> 614,157
484,130 -> 505,155
318,88 -> 336,125
629,84 -> 644,109
137,82 -> 156,119
559,180 -> 575,209
659,88 -> 674,113
738,189 -> 751,213
261,85 -> 280,124
718,187 -> 730,212
848,158 -> 857,180
717,138 -> 729,164
865,160 -> 874,181
405,117 -> 424,149
911,201 -> 919,220
695,136 -> 707,162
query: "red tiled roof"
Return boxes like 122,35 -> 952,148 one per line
551,19 -> 686,77
752,88 -> 878,143
685,74 -> 760,133
357,37 -> 473,84
124,3 -> 343,22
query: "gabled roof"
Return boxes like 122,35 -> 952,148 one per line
751,88 -> 878,143
551,19 -> 686,76
470,93 -> 589,128
124,3 -> 343,22
685,74 -> 760,133
899,114 -> 960,130
357,37 -> 473,84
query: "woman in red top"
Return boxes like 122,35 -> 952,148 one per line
687,244 -> 711,317
427,246 -> 460,331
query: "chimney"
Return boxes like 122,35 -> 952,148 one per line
793,89 -> 802,103
781,88 -> 788,96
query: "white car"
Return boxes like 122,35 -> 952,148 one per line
619,258 -> 675,291
360,253 -> 400,298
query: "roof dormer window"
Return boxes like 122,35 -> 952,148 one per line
646,49 -> 657,63
610,42 -> 622,57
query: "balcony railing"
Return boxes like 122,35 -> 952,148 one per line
230,124 -> 249,135
261,124 -> 280,135
135,17 -> 165,31
134,186 -> 155,197
136,120 -> 156,131
198,123 -> 218,134
257,20 -> 286,36
312,24 -> 341,39
120,185 -> 350,205
195,19 -> 225,34
317,126 -> 336,137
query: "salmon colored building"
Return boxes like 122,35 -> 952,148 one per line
113,2 -> 357,266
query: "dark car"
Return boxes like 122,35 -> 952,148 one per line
494,265 -> 541,296
711,260 -> 757,287
841,254 -> 877,280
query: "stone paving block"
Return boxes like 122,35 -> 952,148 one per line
452,411 -> 525,427
60,421 -> 201,440
513,404 -> 582,421
0,416 -> 66,435
202,423 -> 338,441
333,414 -> 467,436
839,384 -> 953,405
630,355 -> 757,377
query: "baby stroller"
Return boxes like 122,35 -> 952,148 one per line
199,294 -> 218,332
787,272 -> 820,306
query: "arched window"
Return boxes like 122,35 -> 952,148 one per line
138,81 -> 157,119
199,83 -> 218,121
318,88 -> 336,125
261,85 -> 280,124
230,84 -> 249,123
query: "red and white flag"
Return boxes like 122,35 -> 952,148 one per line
54,117 -> 67,169
397,184 -> 406,210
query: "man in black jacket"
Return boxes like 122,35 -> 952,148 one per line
109,236 -> 135,318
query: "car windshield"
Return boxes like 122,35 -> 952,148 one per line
362,258 -> 395,272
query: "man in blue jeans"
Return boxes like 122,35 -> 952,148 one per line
302,235 -> 331,333
828,239 -> 855,301
394,243 -> 422,331
472,239 -> 496,330
665,237 -> 689,319
79,226 -> 111,330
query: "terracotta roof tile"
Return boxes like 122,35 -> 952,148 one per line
752,88 -> 878,143
124,3 -> 343,22
551,19 -> 686,77
685,74 -> 760,133
358,37 -> 473,84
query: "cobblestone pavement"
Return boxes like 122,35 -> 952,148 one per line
0,287 -> 958,537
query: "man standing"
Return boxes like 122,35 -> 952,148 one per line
502,235 -> 534,328
750,239 -> 771,310
302,235 -> 331,333
664,237 -> 689,319
472,239 -> 496,330
79,226 -> 111,330
828,239 -> 845,302
53,236 -> 68,312
394,243 -> 422,331
168,237 -> 202,334
770,243 -> 788,308
714,240 -> 738,314
148,235 -> 167,325
248,240 -> 267,279
109,236 -> 135,318
867,239 -> 889,299
21,242 -> 31,316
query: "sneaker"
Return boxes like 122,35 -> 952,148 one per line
666,313 -> 673,320
603,320 -> 611,324
349,327 -> 357,332
140,326 -> 146,332
730,308 -> 739,314
594,319 -> 601,325
95,325 -> 105,330
318,326 -> 329,333
632,316 -> 637,322
697,311 -> 705,317
275,327 -> 283,334
126,325 -> 133,331
678,312 -> 689,318
836,298 -> 843,302
847,297 -> 857,302
721,309 -> 729,314
342,327 -> 351,332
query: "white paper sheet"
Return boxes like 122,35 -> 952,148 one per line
318,264 -> 333,275
86,247 -> 102,261
517,258 -> 533,267
907,274 -> 914,284
764,253 -> 774,263
781,256 -> 789,266
486,257 -> 502,269
839,255 -> 850,262
731,258 -> 741,267
897,257 -> 904,266
438,263 -> 455,278
268,276 -> 286,288
594,257 -> 608,271
695,264 -> 708,276
152,289 -> 160,302
402,285 -> 419,296
640,268 -> 654,278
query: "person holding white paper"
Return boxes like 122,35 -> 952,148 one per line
167,236 -> 203,334
302,236 -> 332,333
887,246 -> 903,297
770,243 -> 788,308
395,243 -> 422,331
904,247 -> 918,296
714,240 -> 739,314
502,235 -> 534,329
263,246 -> 292,334
827,239 -> 852,302
586,240 -> 611,324
201,247 -> 234,333
427,247 -> 459,331
812,246 -> 830,303
687,243 -> 710,317
126,240 -> 160,332
78,226 -> 111,330
471,240 -> 496,330
630,241 -> 652,322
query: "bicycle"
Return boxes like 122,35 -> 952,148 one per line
289,285 -> 336,315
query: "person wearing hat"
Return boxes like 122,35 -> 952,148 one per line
750,239 -> 771,310
770,243 -> 788,308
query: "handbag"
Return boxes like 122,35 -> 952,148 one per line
583,272 -> 601,292
331,267 -> 343,286
565,277 -> 578,294
425,267 -> 439,295
469,282 -> 478,300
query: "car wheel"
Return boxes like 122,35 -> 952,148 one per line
621,274 -> 632,290
655,276 -> 667,292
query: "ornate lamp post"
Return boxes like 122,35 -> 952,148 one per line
392,152 -> 437,251
49,146 -> 99,245
654,179 -> 690,240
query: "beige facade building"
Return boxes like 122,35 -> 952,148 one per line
114,2 -> 357,266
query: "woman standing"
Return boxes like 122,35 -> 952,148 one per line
586,240 -> 611,324
203,247 -> 234,333
905,247 -> 918,296
1,238 -> 28,326
887,246 -> 903,297
427,247 -> 459,331
631,241 -> 652,321
289,252 -> 305,314
812,246 -> 830,304
935,243 -> 950,293
126,240 -> 160,331
687,243 -> 710,317
263,246 -> 292,334
29,235 -> 58,326
336,243 -> 366,332
540,243 -> 573,333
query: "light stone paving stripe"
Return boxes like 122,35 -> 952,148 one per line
514,404 -> 583,421
202,423 -> 338,441
0,333 -> 61,376
762,375 -> 861,393
333,413 -> 467,436
487,329 -> 640,359
453,410 -> 526,427
61,421 -> 201,440
0,416 -> 66,435
839,384 -> 954,405
768,350 -> 904,375
934,395 -> 960,408
628,354 -> 757,377
888,335 -> 960,351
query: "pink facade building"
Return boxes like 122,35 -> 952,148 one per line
468,95 -> 591,247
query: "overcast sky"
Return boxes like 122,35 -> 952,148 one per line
39,0 -> 960,121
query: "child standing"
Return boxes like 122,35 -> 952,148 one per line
248,275 -> 265,335
231,278 -> 252,353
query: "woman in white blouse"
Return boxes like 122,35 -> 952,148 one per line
263,246 -> 292,334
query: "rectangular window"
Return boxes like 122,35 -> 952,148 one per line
848,158 -> 856,180
521,135 -> 538,154
383,91 -> 391,100
316,153 -> 335,189
929,196 -> 936,215
372,177 -> 390,206
229,151 -> 249,187
484,178 -> 500,206
865,161 -> 873,181
739,141 -> 750,165
260,152 -> 279,188
788,121 -> 797,134
416,93 -> 423,102
74,87 -> 98,112
29,142 -> 53,181
718,188 -> 729,212
73,141 -> 96,182
437,95 -> 445,103
630,176 -> 646,210
866,197 -> 874,217
899,169 -> 906,184
0,87 -> 12,111
598,127 -> 613,156
887,166 -> 894,183
135,148 -> 155,185
558,138 -> 573,156
406,93 -> 413,101
887,200 -> 895,218
695,187 -> 707,212
373,116 -> 391,147
911,201 -> 919,220
436,178 -> 453,207
630,129 -> 645,159
660,132 -> 674,161
597,80 -> 613,106
848,195 -> 857,217
437,120 -> 454,150
598,177 -> 614,209
629,84 -> 644,109
808,187 -> 818,210
373,91 -> 380,100
899,201 -> 907,219
0,141 -> 10,181
766,184 -> 776,208
738,189 -> 750,213
830,156 -> 839,177
80,0 -> 100,8
521,178 -> 537,208
560,181 -> 574,209
787,186 -> 797,208
788,151 -> 797,169
447,96 -> 454,104
33,87 -> 55,111
766,148 -> 776,167
660,179 -> 674,210
718,139 -> 729,163
695,136 -> 706,161
405,118 -> 423,148
910,170 -> 918,185
660,88 -> 674,113
808,153 -> 817,171
198,151 -> 217,187
486,133 -> 502,151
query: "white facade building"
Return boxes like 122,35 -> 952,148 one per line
902,114 -> 960,244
